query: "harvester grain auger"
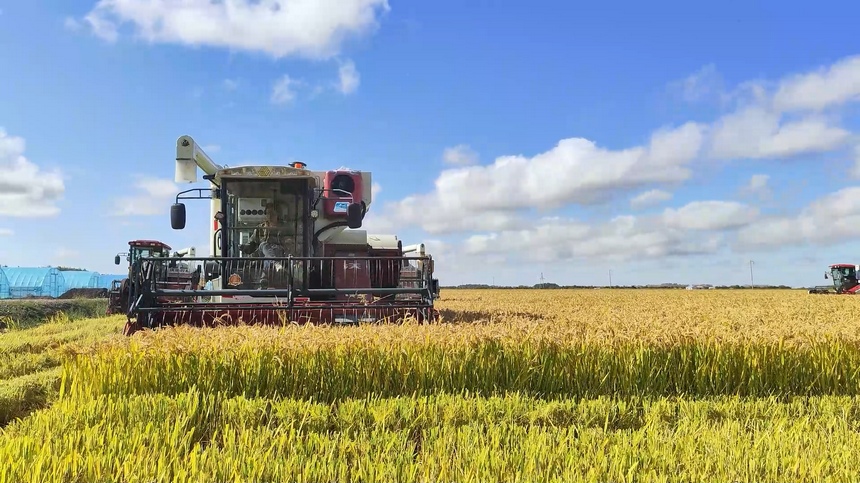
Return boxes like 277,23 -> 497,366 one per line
808,264 -> 860,294
122,136 -> 440,336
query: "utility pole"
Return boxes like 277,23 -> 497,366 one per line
749,260 -> 755,289
609,269 -> 613,288
540,272 -> 545,288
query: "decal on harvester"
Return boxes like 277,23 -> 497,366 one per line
334,201 -> 348,213
227,273 -> 242,286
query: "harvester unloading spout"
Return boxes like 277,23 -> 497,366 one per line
123,135 -> 440,335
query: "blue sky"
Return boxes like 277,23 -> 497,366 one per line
2,0 -> 860,287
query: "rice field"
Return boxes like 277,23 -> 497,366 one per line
2,288 -> 860,482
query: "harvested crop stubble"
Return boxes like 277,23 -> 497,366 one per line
62,289 -> 860,400
4,391 -> 860,482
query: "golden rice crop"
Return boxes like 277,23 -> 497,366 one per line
61,289 -> 860,401
4,288 -> 860,482
4,391 -> 860,482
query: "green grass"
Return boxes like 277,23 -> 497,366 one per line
0,299 -> 108,330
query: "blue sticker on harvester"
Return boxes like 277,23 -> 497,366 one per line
334,201 -> 348,213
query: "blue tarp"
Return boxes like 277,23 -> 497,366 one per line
3,267 -> 66,298
98,274 -> 126,289
63,271 -> 101,290
0,268 -> 9,299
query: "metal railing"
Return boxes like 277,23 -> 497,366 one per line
128,254 -> 437,317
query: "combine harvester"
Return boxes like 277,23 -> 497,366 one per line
123,135 -> 439,335
107,240 -> 200,315
808,264 -> 860,294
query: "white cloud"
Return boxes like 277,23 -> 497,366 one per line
371,182 -> 382,196
111,176 -> 178,216
707,106 -> 850,160
79,0 -> 390,60
771,55 -> 860,112
222,79 -> 239,91
676,63 -> 723,102
851,145 -> 860,179
202,144 -> 221,153
271,75 -> 300,104
462,202 -> 737,264
0,128 -> 65,217
630,189 -> 672,209
64,16 -> 83,31
442,144 -> 479,166
662,200 -> 759,231
379,122 -> 704,234
740,174 -> 772,200
737,186 -> 860,249
337,59 -> 360,95
54,247 -> 81,263
0,228 -> 12,236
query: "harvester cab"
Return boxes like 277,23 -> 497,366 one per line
826,264 -> 860,293
108,240 -> 173,315
809,264 -> 860,294
122,135 -> 439,335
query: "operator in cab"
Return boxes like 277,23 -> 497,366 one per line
240,201 -> 297,258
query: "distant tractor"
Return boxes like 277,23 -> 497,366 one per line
808,264 -> 860,294
107,240 -> 200,315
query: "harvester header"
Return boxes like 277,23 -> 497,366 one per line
122,135 -> 439,335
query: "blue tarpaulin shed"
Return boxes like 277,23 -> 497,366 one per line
98,274 -> 125,289
3,267 -> 66,298
62,271 -> 100,290
0,268 -> 9,299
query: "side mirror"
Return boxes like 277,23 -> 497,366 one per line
346,202 -> 363,229
114,255 -> 121,265
171,203 -> 187,230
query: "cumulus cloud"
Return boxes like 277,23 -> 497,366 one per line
707,107 -> 850,160
674,63 -> 724,103
662,201 -> 759,231
337,59 -> 360,95
737,186 -> 860,249
78,0 -> 390,60
0,228 -> 13,236
461,201 -> 746,264
442,144 -> 479,166
850,145 -> 860,179
379,122 -> 704,234
771,55 -> 860,112
111,176 -> 178,216
740,174 -> 772,200
630,189 -> 672,209
0,128 -> 65,217
271,75 -> 300,104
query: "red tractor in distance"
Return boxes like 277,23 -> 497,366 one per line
107,240 -> 199,315
808,264 -> 860,294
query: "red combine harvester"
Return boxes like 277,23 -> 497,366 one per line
108,240 -> 200,316
808,264 -> 860,294
122,135 -> 439,335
